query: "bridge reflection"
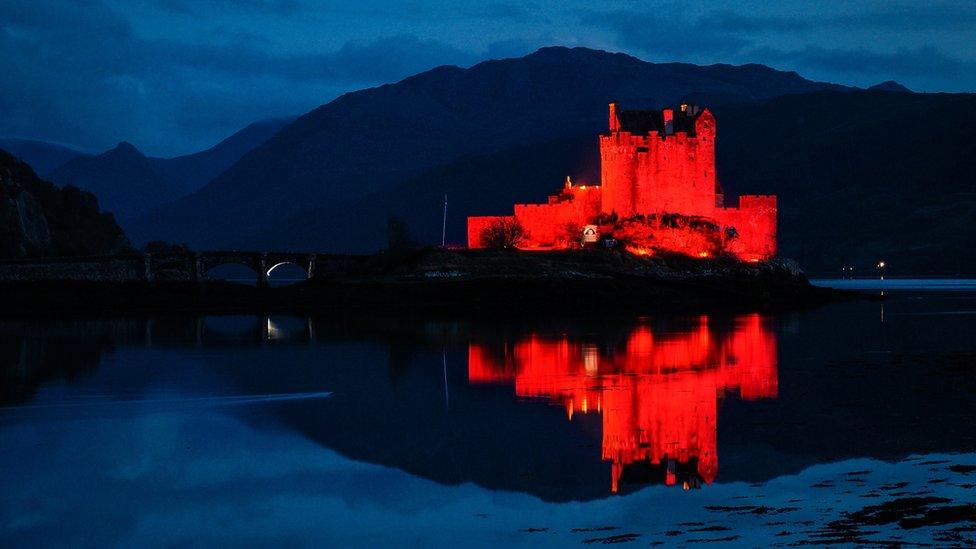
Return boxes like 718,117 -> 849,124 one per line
467,314 -> 778,492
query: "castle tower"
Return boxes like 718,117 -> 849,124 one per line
600,104 -> 719,218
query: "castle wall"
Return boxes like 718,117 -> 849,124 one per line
715,195 -> 777,262
513,186 -> 601,248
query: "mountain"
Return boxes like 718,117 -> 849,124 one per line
0,149 -> 128,259
47,141 -> 171,223
46,117 -> 292,224
305,136 -> 599,251
133,46 -> 849,247
151,116 -> 296,196
714,90 -> 976,275
868,80 -> 912,92
0,138 -> 88,175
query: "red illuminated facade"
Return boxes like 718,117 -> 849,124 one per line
467,315 -> 778,492
468,103 -> 777,261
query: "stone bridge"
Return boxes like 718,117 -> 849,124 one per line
0,251 -> 368,285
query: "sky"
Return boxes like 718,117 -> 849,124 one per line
2,0 -> 975,157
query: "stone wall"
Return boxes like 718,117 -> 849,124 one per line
0,257 -> 148,282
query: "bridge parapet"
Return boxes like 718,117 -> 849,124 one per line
0,256 -> 146,283
0,251 -> 369,285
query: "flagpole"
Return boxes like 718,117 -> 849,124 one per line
441,194 -> 448,247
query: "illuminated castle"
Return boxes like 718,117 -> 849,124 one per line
467,314 -> 778,492
468,103 -> 777,262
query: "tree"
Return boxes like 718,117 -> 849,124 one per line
386,216 -> 416,253
480,218 -> 527,249
142,240 -> 190,255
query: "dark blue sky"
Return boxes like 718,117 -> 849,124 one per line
2,0 -> 974,156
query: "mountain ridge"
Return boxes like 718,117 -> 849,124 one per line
868,80 -> 912,92
45,116 -> 294,224
0,138 -> 89,175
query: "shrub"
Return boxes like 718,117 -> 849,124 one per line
480,218 -> 527,249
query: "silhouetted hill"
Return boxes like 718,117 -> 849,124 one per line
0,149 -> 128,259
46,117 -> 292,224
151,116 -> 296,196
715,90 -> 976,275
48,142 -> 171,223
133,46 -> 848,247
307,136 -> 599,251
868,80 -> 912,92
0,138 -> 88,174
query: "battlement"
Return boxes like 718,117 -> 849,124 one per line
739,195 -> 778,209
600,129 -> 706,147
608,102 -> 710,137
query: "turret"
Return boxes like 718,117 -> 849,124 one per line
608,102 -> 620,132
694,108 -> 715,139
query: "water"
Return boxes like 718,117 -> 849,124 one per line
2,290 -> 975,546
812,278 -> 976,291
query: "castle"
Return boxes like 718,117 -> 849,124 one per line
467,103 -> 777,262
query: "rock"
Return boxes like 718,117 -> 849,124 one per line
0,149 -> 129,259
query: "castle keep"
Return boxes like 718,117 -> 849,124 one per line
467,103 -> 777,261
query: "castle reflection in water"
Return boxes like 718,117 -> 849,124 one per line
467,314 -> 778,493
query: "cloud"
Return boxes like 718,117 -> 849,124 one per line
579,8 -> 755,60
582,2 -> 976,49
821,2 -> 976,32
155,0 -> 302,15
752,45 -> 976,87
466,1 -> 529,20
0,0 -> 477,155
141,34 -> 473,84
580,3 -> 976,90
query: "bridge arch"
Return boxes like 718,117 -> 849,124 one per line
265,253 -> 316,280
267,261 -> 308,277
140,251 -> 326,286
266,261 -> 309,285
202,261 -> 262,285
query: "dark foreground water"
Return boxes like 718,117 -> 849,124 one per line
2,288 -> 975,547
